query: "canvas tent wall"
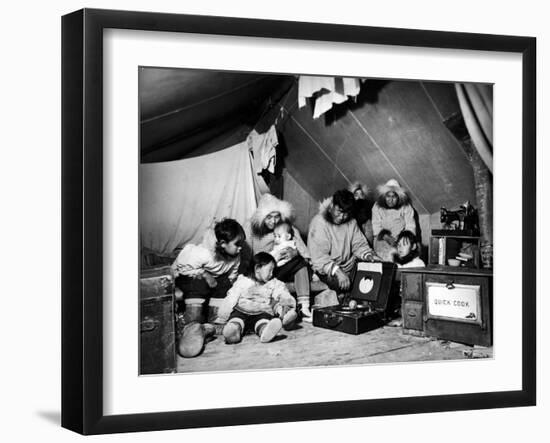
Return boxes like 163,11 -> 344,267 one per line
139,67 -> 490,257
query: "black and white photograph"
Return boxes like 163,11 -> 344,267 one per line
138,68 -> 495,375
2,0 -> 547,441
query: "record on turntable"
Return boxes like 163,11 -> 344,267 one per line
313,262 -> 397,335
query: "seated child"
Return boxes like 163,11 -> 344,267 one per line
393,230 -> 425,268
218,252 -> 298,344
271,221 -> 313,320
172,218 -> 245,358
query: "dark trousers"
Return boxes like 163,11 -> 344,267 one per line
273,255 -> 309,282
319,265 -> 357,292
175,274 -> 232,300
227,309 -> 274,334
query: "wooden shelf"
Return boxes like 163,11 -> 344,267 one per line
429,233 -> 481,269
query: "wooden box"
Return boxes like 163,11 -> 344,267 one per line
401,265 -> 492,346
140,265 -> 176,374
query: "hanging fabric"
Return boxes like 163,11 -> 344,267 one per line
247,124 -> 278,174
455,83 -> 493,173
140,142 -> 257,256
247,124 -> 279,202
298,76 -> 362,119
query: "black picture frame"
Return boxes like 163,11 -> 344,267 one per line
61,8 -> 536,435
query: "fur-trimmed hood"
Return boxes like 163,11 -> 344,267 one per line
250,193 -> 295,236
348,181 -> 369,198
318,197 -> 332,219
376,179 -> 409,207
318,197 -> 341,224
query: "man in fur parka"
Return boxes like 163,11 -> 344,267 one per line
308,189 -> 378,292
372,179 -> 417,262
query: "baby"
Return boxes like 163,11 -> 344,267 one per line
271,221 -> 314,319
217,252 -> 298,344
271,222 -> 298,267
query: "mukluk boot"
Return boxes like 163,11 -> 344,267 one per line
256,318 -> 282,343
182,299 -> 205,325
222,320 -> 243,344
282,308 -> 298,330
178,299 -> 207,358
178,323 -> 207,358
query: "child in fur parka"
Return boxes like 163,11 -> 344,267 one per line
372,179 -> 417,262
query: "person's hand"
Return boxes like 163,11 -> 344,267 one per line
279,247 -> 298,261
335,268 -> 351,291
384,234 -> 397,247
340,256 -> 357,273
203,272 -> 217,288
363,252 -> 383,263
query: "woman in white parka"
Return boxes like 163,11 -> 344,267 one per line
372,179 -> 417,262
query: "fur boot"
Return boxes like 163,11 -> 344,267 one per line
257,318 -> 282,343
178,323 -> 207,358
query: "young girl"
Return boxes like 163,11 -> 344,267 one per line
172,218 -> 245,357
387,231 -> 426,327
217,252 -> 297,344
372,179 -> 417,262
394,230 -> 426,268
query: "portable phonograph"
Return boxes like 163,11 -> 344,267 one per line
313,262 -> 397,335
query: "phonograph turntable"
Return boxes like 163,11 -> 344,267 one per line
312,262 -> 397,334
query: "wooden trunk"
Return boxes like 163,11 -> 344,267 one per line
140,265 -> 176,375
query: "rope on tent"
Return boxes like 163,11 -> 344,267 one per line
348,110 -> 429,214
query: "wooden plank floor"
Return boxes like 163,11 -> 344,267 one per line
177,322 -> 493,373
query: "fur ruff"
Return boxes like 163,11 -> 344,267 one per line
318,197 -> 333,223
348,181 -> 369,197
250,193 -> 295,237
394,250 -> 419,266
376,179 -> 409,208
